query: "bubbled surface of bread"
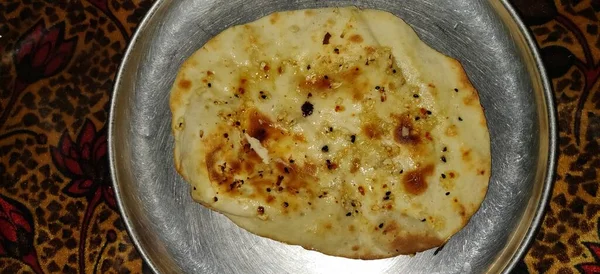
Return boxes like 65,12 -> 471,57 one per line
170,6 -> 491,259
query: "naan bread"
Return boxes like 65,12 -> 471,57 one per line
170,7 -> 490,259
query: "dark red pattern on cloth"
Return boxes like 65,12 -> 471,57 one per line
1,0 -> 152,273
50,119 -> 115,274
0,194 -> 42,274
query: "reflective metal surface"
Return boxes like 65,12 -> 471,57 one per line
108,0 -> 557,273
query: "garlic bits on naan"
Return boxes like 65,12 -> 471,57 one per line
169,6 -> 491,259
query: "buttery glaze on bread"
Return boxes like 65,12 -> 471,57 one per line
170,7 -> 491,259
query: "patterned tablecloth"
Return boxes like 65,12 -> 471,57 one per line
0,0 -> 598,273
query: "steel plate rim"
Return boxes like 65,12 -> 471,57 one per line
498,1 -> 557,273
107,1 -> 558,273
108,0 -> 164,272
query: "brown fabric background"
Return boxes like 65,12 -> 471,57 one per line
0,0 -> 598,273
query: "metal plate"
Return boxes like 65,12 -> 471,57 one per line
108,0 -> 556,273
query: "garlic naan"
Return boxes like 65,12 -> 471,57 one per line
170,7 -> 490,259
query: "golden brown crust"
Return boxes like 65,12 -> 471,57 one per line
402,164 -> 434,195
170,6 -> 491,259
